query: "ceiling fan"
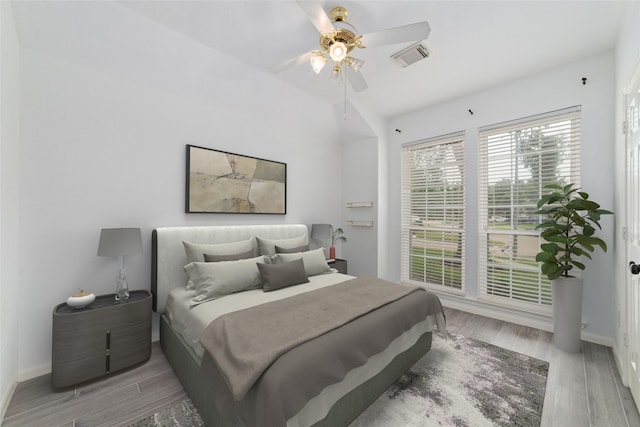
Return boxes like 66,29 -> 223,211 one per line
268,2 -> 431,93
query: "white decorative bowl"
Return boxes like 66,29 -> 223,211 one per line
66,292 -> 96,308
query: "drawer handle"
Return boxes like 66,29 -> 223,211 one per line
106,330 -> 111,373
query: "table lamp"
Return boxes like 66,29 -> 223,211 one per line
310,224 -> 331,259
97,228 -> 142,301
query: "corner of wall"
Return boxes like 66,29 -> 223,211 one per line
0,375 -> 17,422
1,0 -> 22,416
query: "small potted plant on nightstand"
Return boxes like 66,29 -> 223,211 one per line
329,226 -> 347,260
535,183 -> 613,353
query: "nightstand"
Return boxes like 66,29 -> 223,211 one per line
329,258 -> 348,274
51,290 -> 152,388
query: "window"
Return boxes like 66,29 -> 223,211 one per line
401,132 -> 465,293
478,106 -> 581,313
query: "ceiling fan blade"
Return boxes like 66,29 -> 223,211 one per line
296,1 -> 335,34
268,51 -> 313,74
346,69 -> 368,93
360,21 -> 431,47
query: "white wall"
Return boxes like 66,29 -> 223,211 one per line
341,137 -> 378,276
0,0 -> 21,416
15,40 -> 344,375
353,106 -> 392,280
388,51 -> 616,341
613,1 -> 640,382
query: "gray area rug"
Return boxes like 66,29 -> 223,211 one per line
130,333 -> 548,426
128,399 -> 204,427
351,333 -> 548,426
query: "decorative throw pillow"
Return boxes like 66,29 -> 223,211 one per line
275,244 -> 310,254
203,249 -> 255,262
184,255 -> 269,305
258,258 -> 310,292
272,247 -> 331,276
256,235 -> 308,257
183,237 -> 256,290
183,237 -> 256,263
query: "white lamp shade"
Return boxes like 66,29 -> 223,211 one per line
349,57 -> 364,72
329,42 -> 348,62
330,65 -> 343,82
310,54 -> 327,74
97,228 -> 142,256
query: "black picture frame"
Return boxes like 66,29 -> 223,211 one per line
185,145 -> 287,214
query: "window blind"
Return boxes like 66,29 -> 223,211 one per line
401,132 -> 465,293
477,106 -> 581,313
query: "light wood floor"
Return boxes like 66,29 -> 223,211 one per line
3,307 -> 640,426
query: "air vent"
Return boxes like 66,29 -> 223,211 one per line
391,42 -> 430,68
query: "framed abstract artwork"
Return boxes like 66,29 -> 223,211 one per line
185,145 -> 287,214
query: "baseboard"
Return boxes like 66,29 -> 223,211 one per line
0,376 -> 18,423
16,362 -> 51,382
581,331 -> 614,347
438,294 -> 614,347
612,343 -> 629,387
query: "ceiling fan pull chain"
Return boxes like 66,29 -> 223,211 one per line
344,67 -> 347,120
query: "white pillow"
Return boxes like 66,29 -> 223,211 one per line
256,235 -> 308,257
183,237 -> 256,290
272,247 -> 331,276
183,237 -> 256,263
185,256 -> 269,305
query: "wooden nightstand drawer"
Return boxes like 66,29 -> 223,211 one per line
51,290 -> 151,388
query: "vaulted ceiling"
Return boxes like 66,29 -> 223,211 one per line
12,1 -> 630,119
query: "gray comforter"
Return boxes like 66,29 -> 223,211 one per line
200,276 -> 445,427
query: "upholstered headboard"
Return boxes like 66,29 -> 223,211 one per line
151,224 -> 308,313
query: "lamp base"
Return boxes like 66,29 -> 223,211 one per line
115,287 -> 129,301
114,256 -> 130,301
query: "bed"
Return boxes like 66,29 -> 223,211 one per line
152,224 -> 446,427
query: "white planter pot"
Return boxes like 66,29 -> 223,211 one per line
552,276 -> 584,353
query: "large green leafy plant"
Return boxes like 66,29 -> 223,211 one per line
535,183 -> 613,280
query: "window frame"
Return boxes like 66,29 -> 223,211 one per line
401,132 -> 466,295
477,106 -> 582,314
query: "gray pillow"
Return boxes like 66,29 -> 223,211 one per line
258,259 -> 309,292
204,249 -> 255,262
256,235 -> 308,257
272,247 -> 331,276
275,244 -> 310,254
185,255 -> 269,305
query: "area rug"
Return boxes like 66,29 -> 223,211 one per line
129,333 -> 548,427
351,333 -> 548,426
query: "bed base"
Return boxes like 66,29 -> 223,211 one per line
160,314 -> 432,426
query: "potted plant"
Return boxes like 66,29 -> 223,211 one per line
329,226 -> 347,260
535,183 -> 613,352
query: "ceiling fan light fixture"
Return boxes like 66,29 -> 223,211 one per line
348,57 -> 364,73
329,42 -> 348,62
330,64 -> 343,82
310,53 -> 327,74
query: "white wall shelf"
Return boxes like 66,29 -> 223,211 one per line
346,220 -> 374,227
346,201 -> 373,208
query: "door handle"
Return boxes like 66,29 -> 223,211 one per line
630,261 -> 640,275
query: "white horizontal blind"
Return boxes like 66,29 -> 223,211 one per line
401,132 -> 465,293
478,106 -> 581,313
